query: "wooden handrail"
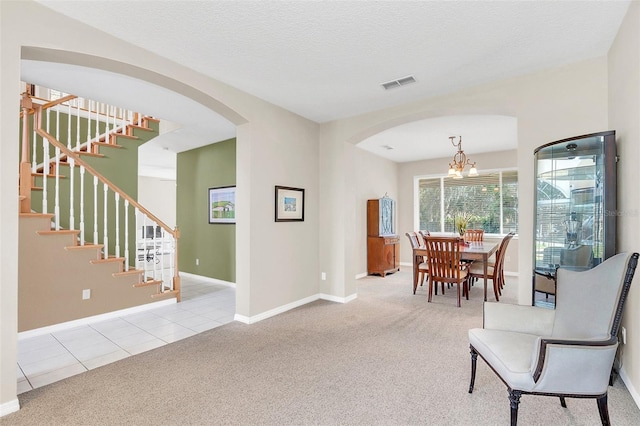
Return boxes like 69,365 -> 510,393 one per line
34,104 -> 176,239
42,94 -> 78,110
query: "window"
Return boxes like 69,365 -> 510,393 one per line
417,169 -> 518,235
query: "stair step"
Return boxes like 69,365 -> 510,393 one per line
20,212 -> 55,219
90,256 -> 125,265
32,172 -> 66,179
65,243 -> 104,251
37,229 -> 81,236
77,151 -> 104,158
151,289 -> 179,299
113,269 -> 144,278
127,124 -> 154,133
111,133 -> 138,140
92,141 -> 123,149
134,279 -> 162,288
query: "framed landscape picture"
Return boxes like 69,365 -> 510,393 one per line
208,186 -> 236,224
275,185 -> 305,222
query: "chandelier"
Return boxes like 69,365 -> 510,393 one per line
447,136 -> 478,179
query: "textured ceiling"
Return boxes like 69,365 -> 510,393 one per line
30,0 -> 631,175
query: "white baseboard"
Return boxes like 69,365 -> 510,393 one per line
234,294 -> 319,324
399,262 -> 412,267
319,293 -> 357,303
234,292 -> 357,324
0,399 -> 20,417
504,271 -> 519,277
620,366 -> 640,409
355,272 -> 367,279
179,271 -> 236,288
18,299 -> 176,340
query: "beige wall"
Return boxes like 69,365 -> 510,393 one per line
18,216 -> 160,331
320,56 -> 608,313
1,0 -> 320,411
138,176 -> 176,229
2,0 -> 639,415
609,1 -> 640,404
354,147 -> 398,276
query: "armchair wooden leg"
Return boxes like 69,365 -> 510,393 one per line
469,346 -> 477,393
508,389 -> 521,426
597,394 -> 610,426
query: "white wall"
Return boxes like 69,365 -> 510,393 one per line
608,0 -> 640,406
138,176 -> 176,229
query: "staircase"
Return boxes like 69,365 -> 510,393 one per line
18,86 -> 180,332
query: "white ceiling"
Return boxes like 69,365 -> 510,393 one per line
29,0 -> 631,176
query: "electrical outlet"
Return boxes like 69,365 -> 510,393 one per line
196,258 -> 199,266
82,289 -> 91,300
321,272 -> 326,280
622,327 -> 627,344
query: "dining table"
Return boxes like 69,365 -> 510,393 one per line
413,240 -> 500,302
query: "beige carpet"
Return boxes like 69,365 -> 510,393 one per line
4,269 -> 640,425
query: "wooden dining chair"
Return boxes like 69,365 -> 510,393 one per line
464,229 -> 484,243
468,232 -> 515,301
405,232 -> 428,294
424,236 -> 469,307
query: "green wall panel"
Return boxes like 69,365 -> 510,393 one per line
177,138 -> 236,282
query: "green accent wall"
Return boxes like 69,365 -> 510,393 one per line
177,138 -> 236,282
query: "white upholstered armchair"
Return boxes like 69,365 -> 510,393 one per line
468,252 -> 638,425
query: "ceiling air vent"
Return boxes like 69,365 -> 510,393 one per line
381,75 -> 416,90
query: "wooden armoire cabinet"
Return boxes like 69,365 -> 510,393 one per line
367,197 -> 400,277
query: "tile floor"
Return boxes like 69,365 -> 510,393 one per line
16,275 -> 235,394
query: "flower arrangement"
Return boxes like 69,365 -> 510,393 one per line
454,213 -> 473,236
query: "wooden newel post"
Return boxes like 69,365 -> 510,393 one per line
19,93 -> 34,213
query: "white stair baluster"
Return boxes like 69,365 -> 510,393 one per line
54,146 -> 60,231
31,117 -> 37,173
54,108 -> 60,230
103,183 -> 108,259
79,165 -> 85,245
141,215 -> 149,280
87,99 -> 92,154
69,158 -> 75,231
67,102 -> 72,150
95,102 -> 100,143
93,176 -> 98,245
153,221 -> 159,283
43,109 -> 50,215
76,101 -> 81,151
87,100 -> 93,144
135,208 -> 141,272
159,229 -> 165,290
55,105 -> 60,141
114,193 -> 120,259
111,105 -> 116,141
121,108 -> 127,134
124,200 -> 129,272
